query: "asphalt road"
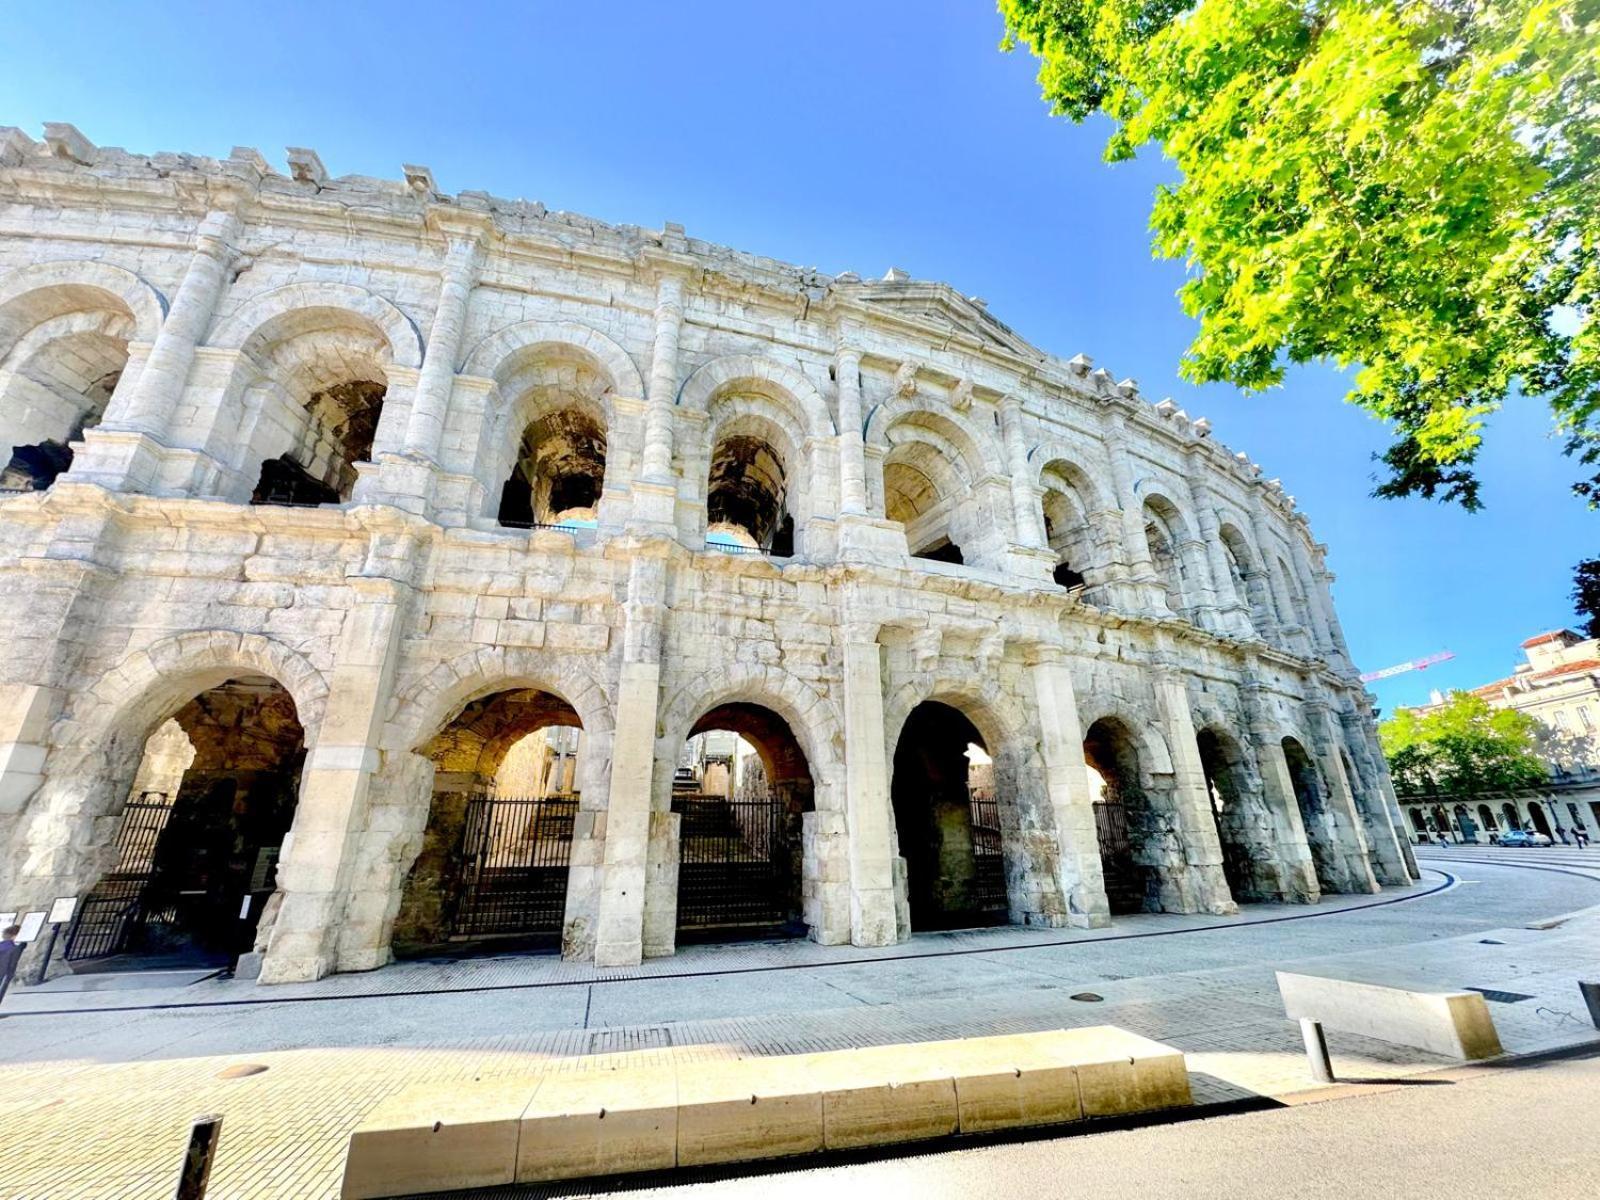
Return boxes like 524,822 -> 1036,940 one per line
432,1049 -> 1600,1200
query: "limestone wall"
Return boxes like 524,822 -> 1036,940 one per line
0,126 -> 1407,982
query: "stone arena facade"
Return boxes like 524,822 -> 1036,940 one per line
0,125 -> 1415,984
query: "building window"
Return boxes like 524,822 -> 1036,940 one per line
1554,712 -> 1569,732
1582,707 -> 1594,731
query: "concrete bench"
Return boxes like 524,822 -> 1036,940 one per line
1276,969 -> 1504,1082
341,1026 -> 1191,1198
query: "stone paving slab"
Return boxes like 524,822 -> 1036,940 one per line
0,855 -> 1595,1200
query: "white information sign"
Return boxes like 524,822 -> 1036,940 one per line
48,896 -> 77,925
17,910 -> 45,942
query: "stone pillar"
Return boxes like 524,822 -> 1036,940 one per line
1313,557 -> 1353,660
0,684 -> 62,820
402,234 -> 482,465
998,395 -> 1045,548
1029,650 -> 1109,927
1289,533 -> 1337,659
1239,680 -> 1320,901
1249,501 -> 1302,646
113,211 -> 240,437
258,565 -> 409,983
593,555 -> 667,966
1153,669 -> 1238,914
72,211 -> 240,491
1304,699 -> 1380,893
631,275 -> 685,528
835,341 -> 868,516
840,622 -> 900,945
1099,408 -> 1165,613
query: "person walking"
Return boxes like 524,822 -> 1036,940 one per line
0,924 -> 24,1009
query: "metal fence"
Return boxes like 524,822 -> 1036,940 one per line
64,792 -> 176,961
449,792 -> 578,939
967,789 -> 1009,916
673,793 -> 795,933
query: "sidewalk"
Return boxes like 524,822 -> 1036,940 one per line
2,852 -> 1596,1200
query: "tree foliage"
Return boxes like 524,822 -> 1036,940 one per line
999,0 -> 1599,509
1378,690 -> 1549,794
1572,555 -> 1600,636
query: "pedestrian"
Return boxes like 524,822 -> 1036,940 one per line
0,923 -> 23,1007
1576,826 -> 1591,849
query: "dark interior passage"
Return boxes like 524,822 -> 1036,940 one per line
66,677 -> 305,969
891,701 -> 1006,931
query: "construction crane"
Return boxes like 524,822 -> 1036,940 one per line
1357,651 -> 1455,684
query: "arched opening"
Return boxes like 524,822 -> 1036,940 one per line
881,416 -> 978,565
1085,716 -> 1172,914
1527,801 -> 1552,837
1453,803 -> 1477,842
1196,728 -> 1262,903
1282,736 -> 1339,887
890,701 -> 1008,930
1218,524 -> 1271,633
238,309 -> 391,506
706,425 -> 793,556
0,285 -> 135,490
1409,808 -> 1427,832
393,688 -> 583,956
673,702 -> 811,941
1142,498 -> 1189,616
63,677 -> 305,970
1039,460 -> 1115,593
1477,804 -> 1498,834
1501,802 -> 1522,831
497,405 -> 607,528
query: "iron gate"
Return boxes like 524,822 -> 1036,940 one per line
450,791 -> 577,939
64,792 -> 175,961
1094,799 -> 1143,914
967,789 -> 1008,917
673,793 -> 798,934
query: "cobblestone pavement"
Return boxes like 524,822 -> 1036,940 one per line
2,851 -> 1597,1200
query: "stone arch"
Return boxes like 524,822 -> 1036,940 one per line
884,673 -> 1068,930
1194,723 -> 1275,902
386,646 -> 616,756
1138,490 -> 1197,615
1217,519 -> 1274,631
658,663 -> 842,810
1036,453 -> 1116,589
870,405 -> 999,564
677,354 -> 835,439
462,319 -> 646,400
0,260 -> 166,354
8,632 -> 329,915
1075,697 -> 1176,777
209,282 -> 424,368
0,262 -> 167,488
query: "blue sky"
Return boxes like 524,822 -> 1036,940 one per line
0,1 -> 1583,710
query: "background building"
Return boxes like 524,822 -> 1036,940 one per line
1399,629 -> 1600,841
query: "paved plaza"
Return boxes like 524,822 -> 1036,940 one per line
2,849 -> 1598,1199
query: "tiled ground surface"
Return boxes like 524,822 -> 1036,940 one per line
2,850 -> 1597,1200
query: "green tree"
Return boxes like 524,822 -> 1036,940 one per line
998,0 -> 1598,510
1572,555 -> 1600,636
1378,691 -> 1548,795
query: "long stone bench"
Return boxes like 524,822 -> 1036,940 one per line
340,1026 -> 1191,1199
1277,969 -> 1504,1082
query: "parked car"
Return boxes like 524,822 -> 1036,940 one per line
1500,829 -> 1553,847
